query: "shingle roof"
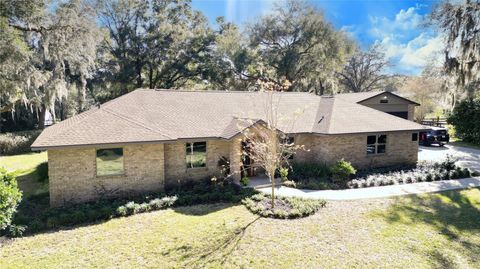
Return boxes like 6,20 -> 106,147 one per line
335,91 -> 420,105
32,89 -> 429,150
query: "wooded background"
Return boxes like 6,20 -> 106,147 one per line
1,0 -> 479,132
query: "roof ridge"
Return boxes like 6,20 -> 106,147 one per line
102,108 -> 173,140
136,88 -> 314,94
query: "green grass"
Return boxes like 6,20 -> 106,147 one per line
0,152 -> 48,197
1,188 -> 480,268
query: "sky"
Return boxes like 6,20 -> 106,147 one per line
191,0 -> 444,75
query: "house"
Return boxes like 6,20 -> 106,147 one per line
31,89 -> 428,206
335,91 -> 420,121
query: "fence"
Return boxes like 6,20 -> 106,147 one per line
421,117 -> 447,127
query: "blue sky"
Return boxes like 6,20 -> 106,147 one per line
191,0 -> 443,75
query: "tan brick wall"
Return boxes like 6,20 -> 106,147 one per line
48,132 -> 418,206
294,131 -> 418,169
48,144 -> 165,207
164,139 -> 230,187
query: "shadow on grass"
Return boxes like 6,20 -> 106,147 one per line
172,202 -> 238,216
376,188 -> 480,267
177,215 -> 261,267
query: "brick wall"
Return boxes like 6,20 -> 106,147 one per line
48,144 -> 165,207
294,131 -> 418,169
48,132 -> 418,206
164,139 -> 230,187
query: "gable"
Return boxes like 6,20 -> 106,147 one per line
358,92 -> 419,106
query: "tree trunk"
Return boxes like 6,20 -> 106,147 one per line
78,75 -> 87,112
148,64 -> 154,89
270,173 -> 275,208
38,105 -> 47,129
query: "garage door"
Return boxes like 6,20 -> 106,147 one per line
387,111 -> 408,119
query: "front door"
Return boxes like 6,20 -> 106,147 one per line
241,140 -> 256,177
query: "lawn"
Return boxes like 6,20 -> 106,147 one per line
0,152 -> 48,197
1,188 -> 480,268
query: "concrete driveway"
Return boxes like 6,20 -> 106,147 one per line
418,144 -> 480,172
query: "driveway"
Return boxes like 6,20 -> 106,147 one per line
418,144 -> 480,172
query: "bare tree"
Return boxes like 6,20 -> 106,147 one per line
239,80 -> 305,208
337,44 -> 390,93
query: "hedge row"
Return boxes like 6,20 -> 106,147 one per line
0,130 -> 41,155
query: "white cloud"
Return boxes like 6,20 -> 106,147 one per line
367,6 -> 444,74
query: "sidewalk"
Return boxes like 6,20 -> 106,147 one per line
256,177 -> 480,200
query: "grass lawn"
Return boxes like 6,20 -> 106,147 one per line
0,152 -> 48,197
1,188 -> 480,268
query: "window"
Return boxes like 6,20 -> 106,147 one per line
186,142 -> 207,168
96,148 -> 124,176
380,99 -> 388,103
366,135 -> 387,155
412,133 -> 418,141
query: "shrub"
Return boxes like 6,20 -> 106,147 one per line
282,180 -> 296,188
242,193 -> 326,219
36,162 -> 49,183
345,158 -> 474,189
330,159 -> 356,184
0,169 -> 22,231
462,168 -> 471,178
447,99 -> 480,145
441,154 -> 457,171
8,224 -> 26,237
279,167 -> 289,182
240,176 -> 250,186
290,162 -> 330,180
0,130 -> 42,155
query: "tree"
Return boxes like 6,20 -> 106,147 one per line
240,81 -> 305,208
248,0 -> 353,93
448,99 -> 480,145
0,169 -> 22,231
203,17 -> 259,91
430,0 -> 480,98
0,0 -> 42,131
98,0 -> 216,94
6,0 -> 103,128
337,44 -> 390,93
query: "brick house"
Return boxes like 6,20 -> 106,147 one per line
32,90 -> 428,206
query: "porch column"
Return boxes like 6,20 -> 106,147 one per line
229,137 -> 242,181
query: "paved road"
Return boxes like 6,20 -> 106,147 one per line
418,144 -> 480,172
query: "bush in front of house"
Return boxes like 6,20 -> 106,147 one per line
330,159 -> 356,184
0,169 -> 22,232
0,130 -> 42,155
240,176 -> 250,186
289,162 -> 331,180
4,179 -> 257,237
346,158 -> 474,189
242,193 -> 326,219
447,98 -> 480,145
289,160 -> 356,190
